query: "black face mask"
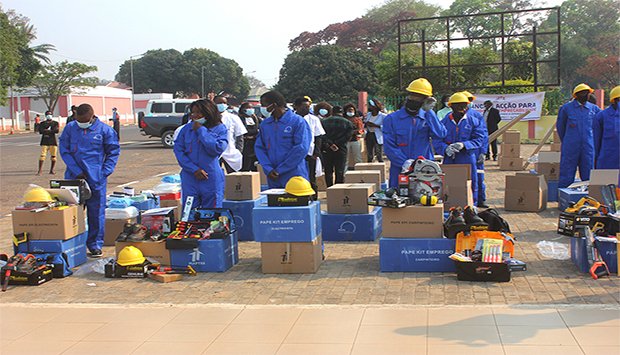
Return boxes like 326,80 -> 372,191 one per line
452,111 -> 465,122
612,102 -> 618,110
405,99 -> 423,115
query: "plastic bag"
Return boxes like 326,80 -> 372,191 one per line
153,182 -> 181,194
161,174 -> 181,184
72,257 -> 114,276
105,206 -> 139,219
536,241 -> 570,260
527,154 -> 539,164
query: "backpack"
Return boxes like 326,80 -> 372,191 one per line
478,208 -> 512,234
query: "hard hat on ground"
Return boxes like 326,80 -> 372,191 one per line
448,92 -> 469,106
24,187 -> 54,203
461,90 -> 476,101
285,176 -> 315,196
609,85 -> 620,102
572,83 -> 594,97
406,78 -> 433,97
117,246 -> 145,266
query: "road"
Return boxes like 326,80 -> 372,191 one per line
0,125 -> 179,219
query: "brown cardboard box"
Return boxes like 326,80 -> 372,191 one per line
500,144 -> 521,158
382,204 -> 444,238
326,183 -> 376,214
589,169 -> 620,203
550,143 -> 562,152
148,273 -> 183,283
12,205 -> 85,240
503,130 -> 521,144
224,172 -> 261,201
441,164 -> 472,186
354,162 -> 387,182
504,173 -> 548,212
498,157 -> 524,171
159,199 -> 182,221
261,235 -> 322,274
344,170 -> 382,191
538,151 -> 561,163
104,217 -> 137,246
115,239 -> 171,265
316,175 -> 327,192
553,129 -> 561,143
443,181 -> 474,210
257,164 -> 268,185
535,151 -> 561,182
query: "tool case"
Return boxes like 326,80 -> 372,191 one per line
455,261 -> 511,282
1,265 -> 53,286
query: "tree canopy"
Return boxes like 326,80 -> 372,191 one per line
31,61 -> 98,111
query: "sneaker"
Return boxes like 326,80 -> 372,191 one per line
89,249 -> 103,258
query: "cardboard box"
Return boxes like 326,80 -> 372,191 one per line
504,173 -> 548,212
538,151 -> 561,163
159,198 -> 182,221
326,183 -> 376,214
354,162 -> 387,182
553,129 -> 561,143
441,164 -> 472,186
253,200 -> 322,242
550,143 -> 561,152
382,204 -> 444,238
224,172 -> 261,201
321,207 -> 382,241
589,169 -> 619,203
169,233 -> 238,272
148,273 -> 183,283
222,195 -> 267,241
115,239 -> 171,266
13,231 -> 88,268
104,217 -> 137,246
547,180 -> 559,202
379,238 -> 456,272
257,164 -> 268,185
503,130 -> 521,144
316,175 -> 327,192
558,188 -> 587,212
12,205 -> 85,240
344,170 -> 382,192
535,162 -> 560,182
443,181 -> 474,210
498,156 -> 524,171
501,144 -> 521,158
261,235 -> 322,274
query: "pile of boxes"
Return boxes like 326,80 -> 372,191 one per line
353,162 -> 389,191
321,183 -> 382,241
498,130 -> 523,171
253,197 -> 323,274
550,129 -> 561,152
504,173 -> 548,212
379,203 -> 455,272
442,164 -> 474,211
222,172 -> 266,241
535,151 -> 561,202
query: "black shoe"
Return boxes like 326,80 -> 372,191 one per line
477,203 -> 490,209
485,155 -> 490,161
463,206 -> 488,228
493,157 -> 497,161
116,222 -> 135,242
445,207 -> 467,239
89,249 -> 103,258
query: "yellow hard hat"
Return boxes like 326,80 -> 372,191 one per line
448,92 -> 469,106
285,176 -> 315,196
609,85 -> 620,101
24,187 -> 54,203
116,246 -> 145,266
406,78 -> 433,96
461,90 -> 476,101
304,95 -> 312,103
572,83 -> 594,97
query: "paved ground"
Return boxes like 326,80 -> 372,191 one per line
0,141 -> 618,306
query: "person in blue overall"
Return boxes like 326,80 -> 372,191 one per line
462,91 -> 489,208
174,99 -> 228,210
556,83 -> 602,188
434,92 -> 487,206
59,103 -> 120,257
254,91 -> 312,188
383,78 -> 447,188
593,85 -> 619,170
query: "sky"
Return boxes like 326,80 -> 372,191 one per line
3,0 -> 563,88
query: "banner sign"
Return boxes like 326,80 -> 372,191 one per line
471,92 -> 546,121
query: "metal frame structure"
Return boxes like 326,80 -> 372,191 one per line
397,7 -> 561,92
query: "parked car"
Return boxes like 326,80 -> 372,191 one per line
139,99 -> 194,148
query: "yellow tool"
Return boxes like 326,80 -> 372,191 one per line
565,197 -> 602,215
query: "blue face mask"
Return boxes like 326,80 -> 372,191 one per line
369,100 -> 375,107
260,106 -> 272,118
195,117 -> 206,125
244,109 -> 254,116
216,103 -> 228,113
226,108 -> 234,113
77,121 -> 92,129
318,108 -> 328,116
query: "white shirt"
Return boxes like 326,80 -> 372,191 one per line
364,112 -> 386,144
220,111 -> 247,171
303,113 -> 326,156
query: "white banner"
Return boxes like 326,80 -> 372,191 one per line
471,92 -> 546,121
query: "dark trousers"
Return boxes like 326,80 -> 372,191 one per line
221,159 -> 235,174
113,120 -> 120,140
365,132 -> 383,162
306,156 -> 318,194
487,139 -> 498,159
323,148 -> 348,187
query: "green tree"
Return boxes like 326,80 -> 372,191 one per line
115,49 -> 183,95
32,61 -> 98,111
0,9 -> 23,104
504,40 -> 533,80
274,45 -> 379,102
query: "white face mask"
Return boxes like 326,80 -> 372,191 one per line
346,111 -> 355,117
45,115 -> 52,120
77,121 -> 92,129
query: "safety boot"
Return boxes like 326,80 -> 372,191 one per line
463,206 -> 489,229
444,207 -> 467,239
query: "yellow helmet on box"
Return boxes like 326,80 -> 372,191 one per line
405,78 -> 433,97
117,246 -> 145,266
285,176 -> 315,196
24,187 -> 54,203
